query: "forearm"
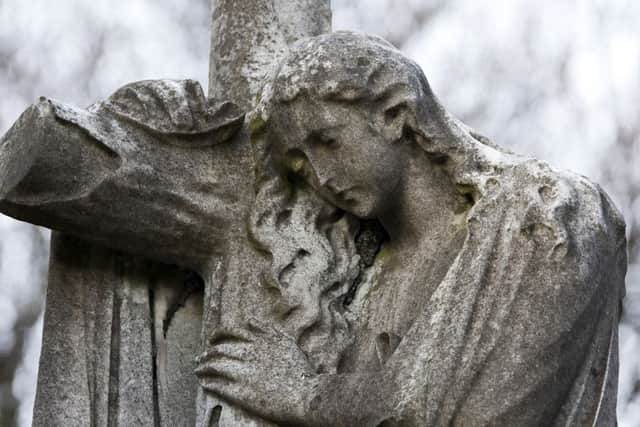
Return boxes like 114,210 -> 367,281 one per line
300,370 -> 400,427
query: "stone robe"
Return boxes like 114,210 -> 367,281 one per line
346,156 -> 626,426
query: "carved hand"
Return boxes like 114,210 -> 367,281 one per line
195,321 -> 314,425
195,322 -> 409,426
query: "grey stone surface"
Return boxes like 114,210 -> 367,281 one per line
0,4 -> 627,427
198,32 -> 626,426
0,1 -> 332,426
209,0 -> 331,109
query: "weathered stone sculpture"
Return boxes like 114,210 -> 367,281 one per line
193,32 -> 627,426
0,7 -> 626,427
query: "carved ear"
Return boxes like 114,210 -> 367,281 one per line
99,79 -> 244,146
381,102 -> 410,142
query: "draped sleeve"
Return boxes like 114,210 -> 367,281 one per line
388,160 -> 627,426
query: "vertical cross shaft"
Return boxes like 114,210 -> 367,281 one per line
197,1 -> 331,425
209,0 -> 331,109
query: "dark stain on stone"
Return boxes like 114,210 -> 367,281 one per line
344,219 -> 388,306
162,271 -> 205,338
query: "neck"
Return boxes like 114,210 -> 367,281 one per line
378,145 -> 465,260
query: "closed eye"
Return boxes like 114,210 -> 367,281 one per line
307,130 -> 339,148
384,103 -> 406,125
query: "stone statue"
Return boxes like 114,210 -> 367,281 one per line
0,10 -> 626,427
194,32 -> 627,426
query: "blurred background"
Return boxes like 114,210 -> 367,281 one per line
0,0 -> 638,425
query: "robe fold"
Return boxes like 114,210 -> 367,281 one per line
386,159 -> 626,426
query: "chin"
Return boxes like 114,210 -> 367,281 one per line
348,202 -> 377,219
321,189 -> 374,219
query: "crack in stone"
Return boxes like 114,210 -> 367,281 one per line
107,256 -> 123,427
148,280 -> 161,427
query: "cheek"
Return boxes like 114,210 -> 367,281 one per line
367,149 -> 400,187
375,167 -> 400,196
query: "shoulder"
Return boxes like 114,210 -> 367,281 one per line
468,157 -> 626,273
509,159 -> 625,240
481,159 -> 625,239
493,159 -> 626,287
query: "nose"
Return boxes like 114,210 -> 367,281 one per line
310,162 -> 336,193
304,152 -> 333,189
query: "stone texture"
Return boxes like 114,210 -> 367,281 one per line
209,0 -> 331,109
0,1 -> 332,426
0,80 -> 246,265
197,32 -> 626,425
0,5 -> 627,427
199,1 -> 333,424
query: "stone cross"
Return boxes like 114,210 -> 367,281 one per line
0,1 -> 627,426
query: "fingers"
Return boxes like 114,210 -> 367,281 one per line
196,343 -> 253,365
208,319 -> 293,347
195,365 -> 236,383
199,378 -> 251,409
195,358 -> 245,380
207,326 -> 254,346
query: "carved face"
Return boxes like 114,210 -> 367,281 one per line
278,100 -> 406,219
